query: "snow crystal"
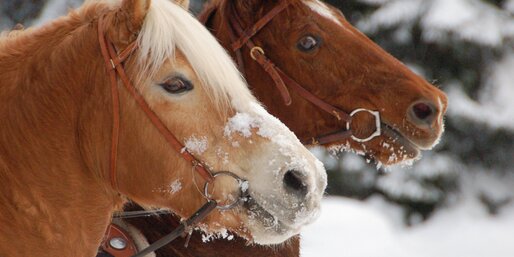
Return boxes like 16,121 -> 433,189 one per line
327,143 -> 366,157
200,228 -> 235,243
239,180 -> 249,193
215,147 -> 229,164
184,135 -> 208,155
169,179 -> 182,194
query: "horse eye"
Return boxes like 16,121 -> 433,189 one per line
160,77 -> 193,94
297,35 -> 319,52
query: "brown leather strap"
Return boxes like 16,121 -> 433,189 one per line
302,129 -> 352,145
276,68 -> 351,122
248,46 -> 292,105
101,223 -> 138,257
98,16 -> 122,189
227,3 -> 291,105
231,1 -> 291,51
98,16 -> 214,190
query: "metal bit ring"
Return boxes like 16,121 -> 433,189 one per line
346,108 -> 381,143
203,171 -> 248,210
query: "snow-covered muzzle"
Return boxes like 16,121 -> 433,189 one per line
215,103 -> 326,244
193,102 -> 327,244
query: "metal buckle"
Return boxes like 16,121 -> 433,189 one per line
250,46 -> 265,60
203,171 -> 248,210
345,108 -> 381,143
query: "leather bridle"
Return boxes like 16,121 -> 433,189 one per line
97,16 -> 247,257
98,16 -> 215,190
199,1 -> 381,146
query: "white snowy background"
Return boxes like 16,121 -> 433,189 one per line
1,0 -> 513,256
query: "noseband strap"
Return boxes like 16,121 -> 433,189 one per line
97,16 -> 214,190
201,1 -> 382,146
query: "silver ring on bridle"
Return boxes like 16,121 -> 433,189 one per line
346,108 -> 382,143
203,171 -> 249,210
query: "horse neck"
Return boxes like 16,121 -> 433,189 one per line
0,21 -> 122,256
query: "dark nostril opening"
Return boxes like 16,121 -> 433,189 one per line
412,102 -> 434,120
283,170 -> 307,196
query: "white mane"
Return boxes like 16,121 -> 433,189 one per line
137,0 -> 257,111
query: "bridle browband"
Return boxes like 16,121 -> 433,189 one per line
199,1 -> 381,145
97,16 -> 247,257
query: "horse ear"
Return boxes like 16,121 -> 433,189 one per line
173,0 -> 190,9
121,0 -> 151,30
110,0 -> 151,44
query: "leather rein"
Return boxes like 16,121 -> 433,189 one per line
97,16 -> 247,257
199,1 -> 381,145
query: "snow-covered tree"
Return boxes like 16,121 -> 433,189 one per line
325,0 -> 514,223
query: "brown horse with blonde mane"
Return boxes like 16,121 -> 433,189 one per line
106,0 -> 448,257
0,0 -> 329,256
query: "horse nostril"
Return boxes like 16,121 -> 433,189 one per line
283,170 -> 308,196
412,102 -> 434,121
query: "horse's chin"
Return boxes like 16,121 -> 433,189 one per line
327,123 -> 428,166
239,196 -> 301,245
379,123 -> 422,162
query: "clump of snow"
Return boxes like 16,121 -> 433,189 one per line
169,179 -> 182,194
327,143 -> 366,157
200,228 -> 235,243
224,112 -> 257,138
239,180 -> 249,193
184,135 -> 208,155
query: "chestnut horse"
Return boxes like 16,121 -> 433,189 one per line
0,0 -> 328,256
106,0 -> 449,257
